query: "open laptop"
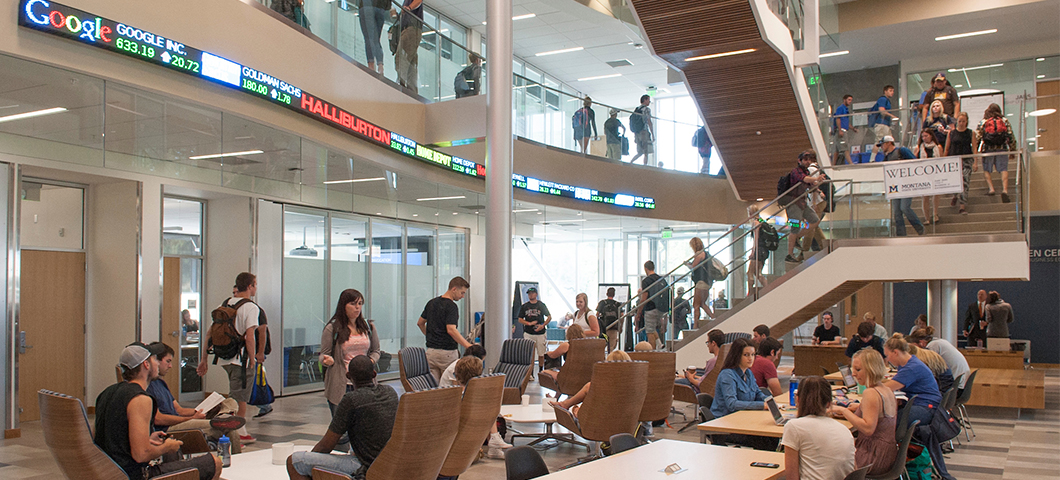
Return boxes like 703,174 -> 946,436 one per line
837,363 -> 858,389
766,396 -> 795,426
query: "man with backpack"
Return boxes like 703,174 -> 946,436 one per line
976,103 -> 1017,203
692,125 -> 713,174
603,109 -> 625,161
454,53 -> 482,99
596,287 -> 623,352
573,96 -> 598,155
637,261 -> 669,349
629,94 -> 654,165
781,150 -> 825,262
197,272 -> 261,445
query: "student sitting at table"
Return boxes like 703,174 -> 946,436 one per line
812,312 -> 841,345
550,350 -> 630,418
829,349 -> 896,477
845,321 -> 885,358
910,344 -> 955,395
752,337 -> 784,397
907,326 -> 970,392
449,355 -> 513,458
882,334 -> 954,480
675,329 -> 724,394
710,337 -> 766,418
538,324 -> 585,385
781,376 -> 856,480
287,356 -> 397,480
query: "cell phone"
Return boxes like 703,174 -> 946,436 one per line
750,462 -> 780,469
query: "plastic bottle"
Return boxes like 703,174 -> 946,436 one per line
218,435 -> 232,467
789,376 -> 799,406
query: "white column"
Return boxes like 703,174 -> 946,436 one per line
483,0 -> 513,368
939,280 -> 958,345
926,280 -> 941,335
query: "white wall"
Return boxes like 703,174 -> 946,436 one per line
676,238 -> 1031,368
86,180 -> 140,404
19,186 -> 83,250
202,197 -> 253,394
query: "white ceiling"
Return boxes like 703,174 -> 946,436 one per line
816,1 -> 1060,74
428,0 -> 687,108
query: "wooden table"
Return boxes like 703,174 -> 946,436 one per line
221,445 -> 312,480
793,344 -> 849,376
966,368 -> 1045,412
536,439 -> 785,479
961,349 -> 1024,370
697,409 -> 855,444
501,404 -> 586,449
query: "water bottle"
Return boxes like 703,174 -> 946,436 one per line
789,376 -> 799,406
218,435 -> 232,467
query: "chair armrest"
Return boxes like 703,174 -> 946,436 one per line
552,404 -> 580,435
167,429 -> 210,454
153,468 -> 199,480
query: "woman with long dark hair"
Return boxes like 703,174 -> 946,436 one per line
709,337 -> 765,418
782,376 -> 856,480
320,289 -> 380,412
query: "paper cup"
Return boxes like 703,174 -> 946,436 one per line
272,442 -> 294,465
521,394 -> 530,406
542,397 -> 553,412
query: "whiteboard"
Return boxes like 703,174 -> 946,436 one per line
958,92 -> 1005,121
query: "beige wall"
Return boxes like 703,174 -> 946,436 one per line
19,185 -> 83,250
838,0 -> 1044,32
201,197 -> 253,395
1030,152 -> 1059,213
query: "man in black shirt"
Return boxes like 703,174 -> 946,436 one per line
596,287 -> 623,352
287,356 -> 398,479
963,289 -> 988,348
844,321 -> 885,358
417,276 -> 472,381
96,343 -> 222,480
518,287 -> 552,376
812,312 -> 841,345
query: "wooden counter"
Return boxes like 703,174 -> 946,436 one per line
793,344 -> 849,377
966,368 -> 1044,410
960,349 -> 1024,370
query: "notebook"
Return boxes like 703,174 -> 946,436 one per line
766,396 -> 795,426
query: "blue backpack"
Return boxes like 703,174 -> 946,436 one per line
630,107 -> 646,133
572,108 -> 588,130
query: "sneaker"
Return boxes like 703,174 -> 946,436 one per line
488,432 -> 512,449
487,447 -> 505,459
784,255 -> 800,263
209,415 -> 246,431
1001,192 -> 1010,203
254,404 -> 273,418
951,196 -> 958,207
238,434 -> 256,445
959,206 -> 967,215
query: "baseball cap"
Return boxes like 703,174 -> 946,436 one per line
876,135 -> 895,146
608,108 -> 618,116
120,343 -> 152,370
932,72 -> 946,81
526,287 -> 537,293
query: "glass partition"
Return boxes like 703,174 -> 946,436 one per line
405,224 -> 435,349
282,207 -> 327,390
162,197 -> 205,397
369,219 -> 405,369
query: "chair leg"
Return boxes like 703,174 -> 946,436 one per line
958,404 -> 975,440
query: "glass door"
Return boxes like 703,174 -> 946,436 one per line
161,197 -> 204,400
369,219 -> 404,374
281,208 -> 327,392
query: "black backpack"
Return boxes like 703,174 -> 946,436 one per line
777,172 -> 796,203
208,298 -> 250,363
645,274 -> 670,311
596,299 -> 622,331
630,106 -> 646,133
387,22 -> 401,55
759,223 -> 780,252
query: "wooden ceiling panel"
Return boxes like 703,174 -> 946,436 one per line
629,0 -> 813,200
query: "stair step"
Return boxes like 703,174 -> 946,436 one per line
935,211 -> 1018,223
925,221 -> 1020,234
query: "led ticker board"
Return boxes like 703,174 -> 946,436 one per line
18,0 -> 653,210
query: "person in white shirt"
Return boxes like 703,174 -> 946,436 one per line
570,292 -> 600,338
781,376 -> 856,480
908,326 -> 970,390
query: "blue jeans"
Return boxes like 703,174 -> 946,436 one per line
891,198 -> 923,236
358,6 -> 387,65
291,451 -> 363,477
908,405 -> 955,480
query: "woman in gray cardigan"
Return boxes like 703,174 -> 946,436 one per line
320,289 -> 380,410
980,290 -> 1014,339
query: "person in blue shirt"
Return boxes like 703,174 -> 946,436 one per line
868,85 -> 897,143
832,94 -> 855,165
878,136 -> 923,236
883,334 -> 954,480
711,337 -> 767,417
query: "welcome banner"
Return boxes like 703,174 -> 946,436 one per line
883,156 -> 964,199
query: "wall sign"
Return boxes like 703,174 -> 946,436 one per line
18,0 -> 655,210
882,155 -> 963,200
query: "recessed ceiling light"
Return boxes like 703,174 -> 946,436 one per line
482,13 -> 536,25
582,227 -> 621,231
756,198 -> 764,201
512,208 -> 539,213
322,177 -> 387,185
954,84 -> 964,88
935,29 -> 997,41
1037,58 -> 1045,62
416,195 -> 466,202
189,149 -> 264,160
959,88 -> 1002,96
819,50 -> 849,58
536,47 -> 584,57
577,73 -> 622,81
452,212 -> 458,215
1028,108 -> 1056,117
1037,75 -> 1046,79
0,106 -> 67,124
948,64 -> 1003,73
685,48 -> 756,62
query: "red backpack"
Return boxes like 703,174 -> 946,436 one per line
981,117 -> 1009,147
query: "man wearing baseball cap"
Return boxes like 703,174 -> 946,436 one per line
921,72 -> 961,121
604,108 -> 625,161
876,136 -> 924,236
518,286 -> 552,377
95,343 -> 222,479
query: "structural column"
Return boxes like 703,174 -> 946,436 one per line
483,0 -> 513,368
926,280 -> 958,344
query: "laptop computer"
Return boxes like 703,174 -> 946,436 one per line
837,363 -> 858,389
766,396 -> 795,426
987,338 -> 1010,351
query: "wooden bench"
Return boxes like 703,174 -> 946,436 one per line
965,368 -> 1045,413
960,349 -> 1024,370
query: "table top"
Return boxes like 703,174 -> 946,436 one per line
793,344 -> 847,350
698,409 -> 854,438
960,348 -> 1023,356
536,439 -> 785,479
501,404 -> 558,423
221,445 -> 312,480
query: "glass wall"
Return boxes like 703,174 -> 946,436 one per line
281,205 -> 466,387
162,197 -> 205,397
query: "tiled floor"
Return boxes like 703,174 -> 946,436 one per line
3,364 -> 1058,479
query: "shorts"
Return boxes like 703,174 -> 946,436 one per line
785,203 -> 820,226
605,143 -> 622,160
982,153 -> 1008,173
635,130 -> 654,154
573,125 -> 586,140
752,248 -> 770,262
873,124 -> 891,139
832,132 -> 848,152
290,451 -> 364,477
695,280 -> 710,291
525,333 -> 547,357
644,309 -> 664,334
222,364 -> 251,403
